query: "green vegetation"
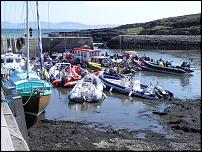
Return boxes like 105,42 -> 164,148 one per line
118,13 -> 201,35
124,27 -> 143,35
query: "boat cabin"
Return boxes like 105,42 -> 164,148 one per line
73,47 -> 101,62
63,49 -> 75,58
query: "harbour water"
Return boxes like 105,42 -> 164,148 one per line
44,49 -> 201,136
2,28 -> 201,136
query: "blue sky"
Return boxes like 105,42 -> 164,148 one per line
1,1 -> 201,25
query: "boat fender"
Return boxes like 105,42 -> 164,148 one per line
128,90 -> 133,97
102,92 -> 107,99
83,96 -> 87,101
109,87 -> 113,92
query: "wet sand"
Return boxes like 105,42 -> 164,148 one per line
27,98 -> 201,151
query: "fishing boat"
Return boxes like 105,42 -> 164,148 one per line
73,46 -> 101,62
3,1 -> 52,128
99,74 -> 173,100
68,72 -> 106,103
139,58 -> 194,75
4,68 -> 52,113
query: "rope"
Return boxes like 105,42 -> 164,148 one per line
22,89 -> 36,106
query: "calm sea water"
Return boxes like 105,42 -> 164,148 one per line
1,28 -> 79,37
3,29 -> 201,136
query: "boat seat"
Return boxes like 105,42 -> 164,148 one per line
132,80 -> 143,92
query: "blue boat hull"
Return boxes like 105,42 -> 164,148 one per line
99,75 -> 158,100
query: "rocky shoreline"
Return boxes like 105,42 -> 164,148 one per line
103,35 -> 201,50
27,98 -> 201,151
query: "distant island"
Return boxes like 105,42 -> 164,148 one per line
1,21 -> 119,30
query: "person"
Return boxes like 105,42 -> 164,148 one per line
29,27 -> 33,37
93,78 -> 97,85
134,54 -> 138,60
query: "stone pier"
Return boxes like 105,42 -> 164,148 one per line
1,36 -> 93,57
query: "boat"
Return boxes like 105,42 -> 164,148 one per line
87,61 -> 103,70
49,63 -> 87,87
63,49 -> 75,59
140,58 -> 194,75
68,72 -> 106,103
91,56 -> 111,67
49,62 -> 73,86
99,74 -> 173,100
73,46 -> 101,62
1,52 -> 26,70
64,69 -> 104,88
3,2 -> 52,128
63,65 -> 85,87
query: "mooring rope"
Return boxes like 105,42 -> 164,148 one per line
22,89 -> 39,106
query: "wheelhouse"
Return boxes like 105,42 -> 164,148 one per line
73,47 -> 101,62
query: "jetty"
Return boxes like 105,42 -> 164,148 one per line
1,89 -> 29,151
1,36 -> 93,57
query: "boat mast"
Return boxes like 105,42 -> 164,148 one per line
36,1 -> 44,80
26,1 -> 29,79
120,35 -> 122,54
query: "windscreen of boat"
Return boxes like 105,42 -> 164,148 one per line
6,58 -> 13,63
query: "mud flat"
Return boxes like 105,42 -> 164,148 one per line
27,98 -> 201,151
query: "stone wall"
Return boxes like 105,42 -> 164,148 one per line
106,35 -> 201,50
1,36 -> 93,57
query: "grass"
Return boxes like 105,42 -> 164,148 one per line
124,27 -> 143,35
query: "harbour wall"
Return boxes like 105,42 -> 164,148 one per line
1,36 -> 93,57
1,35 -> 200,58
105,35 -> 201,50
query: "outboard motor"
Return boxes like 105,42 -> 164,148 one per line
154,86 -> 167,99
181,61 -> 191,69
166,61 -> 172,67
61,75 -> 67,87
144,56 -> 150,61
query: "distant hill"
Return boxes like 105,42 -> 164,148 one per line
1,21 -> 119,29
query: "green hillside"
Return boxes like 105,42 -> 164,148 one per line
115,13 -> 201,35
